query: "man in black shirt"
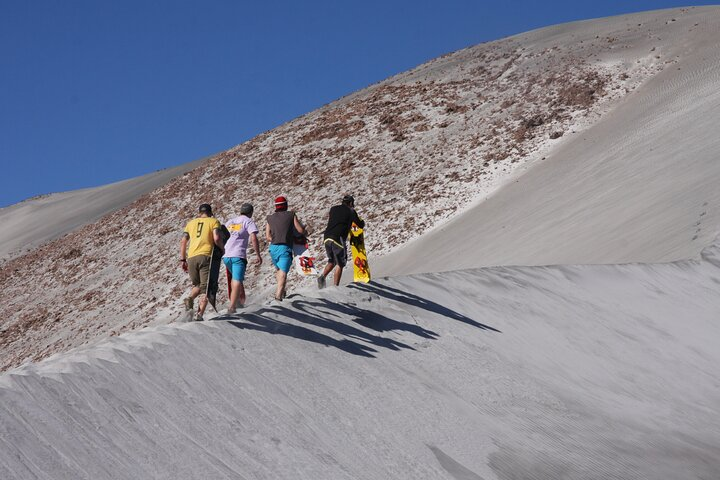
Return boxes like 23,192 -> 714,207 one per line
317,195 -> 364,289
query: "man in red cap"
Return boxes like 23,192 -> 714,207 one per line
265,195 -> 307,300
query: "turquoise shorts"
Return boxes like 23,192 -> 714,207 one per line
223,257 -> 248,282
269,244 -> 293,273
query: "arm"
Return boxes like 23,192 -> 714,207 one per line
265,223 -> 272,243
179,232 -> 189,270
293,215 -> 306,235
180,233 -> 189,259
352,209 -> 365,229
213,228 -> 224,250
250,232 -> 262,264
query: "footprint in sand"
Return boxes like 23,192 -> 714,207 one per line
693,204 -> 710,241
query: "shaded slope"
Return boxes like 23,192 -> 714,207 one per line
1,238 -> 719,479
0,7 -> 714,370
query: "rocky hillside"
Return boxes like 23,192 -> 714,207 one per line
0,7 -> 703,370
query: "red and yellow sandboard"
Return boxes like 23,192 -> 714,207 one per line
349,222 -> 370,283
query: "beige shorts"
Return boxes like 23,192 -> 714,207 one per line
187,255 -> 211,292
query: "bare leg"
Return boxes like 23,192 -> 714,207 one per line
228,279 -> 240,311
275,270 -> 287,300
229,280 -> 245,307
238,283 -> 246,305
198,295 -> 208,316
189,286 -> 201,300
321,262 -> 335,279
333,265 -> 344,286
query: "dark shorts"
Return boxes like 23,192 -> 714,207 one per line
324,239 -> 347,268
187,255 -> 211,291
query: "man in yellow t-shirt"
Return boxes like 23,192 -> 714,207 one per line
180,203 -> 223,321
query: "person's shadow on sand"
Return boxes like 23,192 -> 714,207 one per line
349,281 -> 501,333
224,311 -> 379,358
216,280 -> 499,357
220,294 -> 438,358
296,297 -> 438,339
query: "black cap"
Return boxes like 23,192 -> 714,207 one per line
198,203 -> 213,215
342,195 -> 355,206
240,203 -> 254,216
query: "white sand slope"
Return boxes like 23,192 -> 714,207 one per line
1,8 -> 720,479
0,157 -> 203,262
3,7 -> 719,370
377,7 -> 720,276
1,237 -> 719,479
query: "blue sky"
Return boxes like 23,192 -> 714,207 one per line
0,0 -> 715,207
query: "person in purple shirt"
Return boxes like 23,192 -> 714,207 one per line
222,203 -> 262,312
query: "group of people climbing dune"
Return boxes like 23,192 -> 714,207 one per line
179,195 -> 366,321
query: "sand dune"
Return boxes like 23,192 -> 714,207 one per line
4,6 -> 707,370
1,7 -> 720,478
0,158 -> 203,263
1,237 -> 718,479
377,6 -> 720,276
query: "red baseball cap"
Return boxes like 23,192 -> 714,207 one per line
274,196 -> 288,211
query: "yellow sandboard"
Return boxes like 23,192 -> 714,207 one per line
349,222 -> 370,283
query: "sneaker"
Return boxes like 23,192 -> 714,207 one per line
183,297 -> 194,311
193,312 -> 204,322
317,275 -> 326,290
225,308 -> 236,314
